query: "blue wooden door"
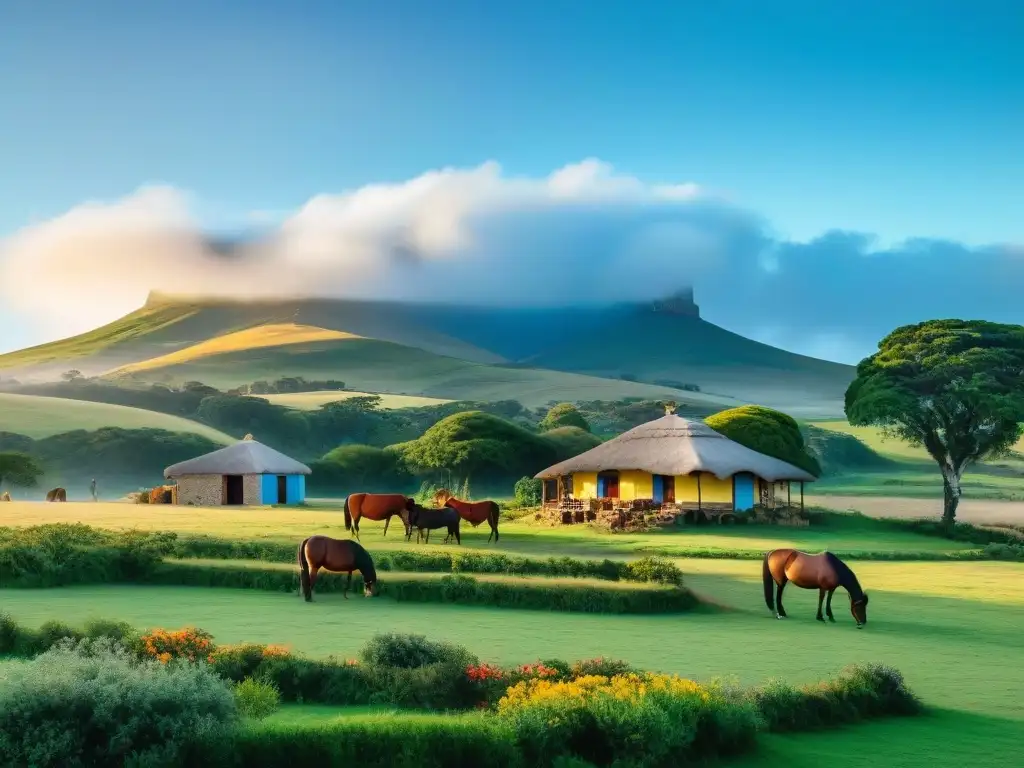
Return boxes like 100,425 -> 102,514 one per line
734,473 -> 756,511
597,475 -> 606,497
652,474 -> 664,503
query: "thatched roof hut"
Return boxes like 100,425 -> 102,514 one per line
164,434 -> 311,506
534,412 -> 815,514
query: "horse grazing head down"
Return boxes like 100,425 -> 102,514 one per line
363,578 -> 379,597
850,592 -> 869,627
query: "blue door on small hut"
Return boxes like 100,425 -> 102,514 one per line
733,473 -> 756,511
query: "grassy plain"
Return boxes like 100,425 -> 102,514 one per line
2,556 -> 1021,768
0,501 -> 978,557
263,390 -> 453,410
0,393 -> 233,443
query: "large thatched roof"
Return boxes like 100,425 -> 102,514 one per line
164,435 -> 311,478
534,414 -> 816,482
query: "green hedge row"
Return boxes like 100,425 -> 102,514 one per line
189,717 -> 520,768
170,534 -> 690,582
145,561 -> 701,614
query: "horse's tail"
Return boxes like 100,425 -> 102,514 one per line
344,496 -> 353,531
762,551 -> 775,612
298,538 -> 312,601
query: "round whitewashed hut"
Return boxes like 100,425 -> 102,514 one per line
164,434 -> 311,506
534,411 -> 816,516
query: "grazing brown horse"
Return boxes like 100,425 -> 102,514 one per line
45,487 -> 67,502
763,549 -> 869,628
297,535 -> 379,602
442,496 -> 501,542
344,493 -> 410,539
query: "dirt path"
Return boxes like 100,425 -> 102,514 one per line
809,495 -> 1024,526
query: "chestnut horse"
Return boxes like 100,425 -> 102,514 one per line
45,487 -> 67,502
441,496 -> 500,542
298,535 -> 378,601
344,493 -> 410,539
763,549 -> 869,628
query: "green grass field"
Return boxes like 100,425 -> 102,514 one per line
0,501 -> 977,557
809,419 -> 1024,500
3,555 -> 1021,768
0,393 -> 234,442
263,390 -> 453,410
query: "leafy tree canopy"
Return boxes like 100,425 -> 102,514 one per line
542,426 -> 602,461
539,403 -> 591,433
845,319 -> 1024,529
310,444 -> 412,494
0,451 -> 43,489
705,405 -> 821,477
396,411 -> 559,486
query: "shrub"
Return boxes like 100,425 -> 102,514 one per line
497,673 -> 761,766
539,403 -> 591,433
705,405 -> 821,477
750,663 -> 922,732
623,556 -> 684,587
513,476 -> 542,507
235,677 -> 281,720
360,632 -> 475,669
569,657 -> 637,679
0,638 -> 237,767
139,626 -> 217,664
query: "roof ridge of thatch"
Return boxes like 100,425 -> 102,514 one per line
164,438 -> 311,478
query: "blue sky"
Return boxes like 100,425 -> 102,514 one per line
0,0 -> 1021,359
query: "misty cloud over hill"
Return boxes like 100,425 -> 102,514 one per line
1,159 -> 1019,364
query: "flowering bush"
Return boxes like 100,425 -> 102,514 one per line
140,626 -> 217,664
497,673 -> 761,766
466,663 -> 505,682
569,656 -> 636,679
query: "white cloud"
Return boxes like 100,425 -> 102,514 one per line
0,159 -> 711,336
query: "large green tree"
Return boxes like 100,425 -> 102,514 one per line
845,319 -> 1024,531
705,405 -> 821,477
0,451 -> 43,491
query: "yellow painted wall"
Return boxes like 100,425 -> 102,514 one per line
620,470 -> 652,500
698,473 -> 733,504
675,473 -> 700,502
573,472 -> 598,499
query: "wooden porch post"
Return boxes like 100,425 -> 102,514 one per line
541,478 -> 547,507
800,481 -> 804,511
696,472 -> 702,511
787,482 -> 791,507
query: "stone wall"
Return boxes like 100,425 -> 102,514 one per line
176,474 -> 224,506
243,474 -> 262,505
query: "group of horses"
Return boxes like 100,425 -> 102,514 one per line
343,488 -> 500,545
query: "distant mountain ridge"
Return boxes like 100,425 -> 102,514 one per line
0,291 -> 855,417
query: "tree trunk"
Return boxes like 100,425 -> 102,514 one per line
941,466 -> 963,534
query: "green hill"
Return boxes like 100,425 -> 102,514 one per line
0,293 -> 857,418
0,393 -> 234,443
522,310 -> 854,415
103,330 -> 744,411
0,293 -> 504,380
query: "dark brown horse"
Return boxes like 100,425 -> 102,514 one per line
405,499 -> 461,544
763,549 -> 869,627
45,487 -> 67,502
441,496 -> 500,542
298,535 -> 379,601
344,493 -> 410,539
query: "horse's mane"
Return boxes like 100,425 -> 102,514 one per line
825,552 -> 864,600
353,542 -> 377,583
